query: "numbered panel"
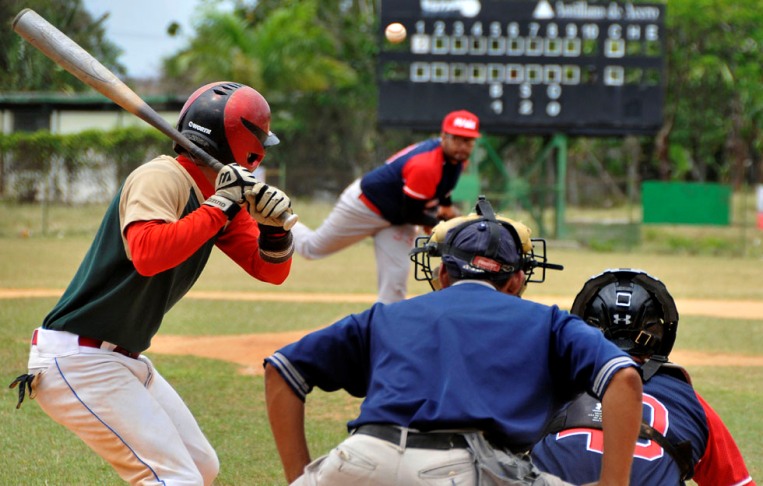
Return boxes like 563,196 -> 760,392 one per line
378,0 -> 665,135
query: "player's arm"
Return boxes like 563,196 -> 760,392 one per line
125,206 -> 229,276
264,362 -> 311,484
215,212 -> 292,284
692,392 -> 755,486
126,207 -> 292,284
400,194 -> 439,226
400,151 -> 441,226
436,191 -> 462,220
584,366 -> 643,486
127,163 -> 292,281
437,202 -> 460,221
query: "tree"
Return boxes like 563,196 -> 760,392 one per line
659,0 -> 763,187
0,0 -> 125,92
164,0 -> 379,195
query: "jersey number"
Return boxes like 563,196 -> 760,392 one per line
557,393 -> 668,461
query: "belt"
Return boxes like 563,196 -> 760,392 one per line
30,329 -> 140,359
78,336 -> 140,359
353,424 -> 468,450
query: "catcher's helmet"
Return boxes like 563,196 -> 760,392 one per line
174,81 -> 279,171
410,196 -> 563,291
571,269 -> 679,359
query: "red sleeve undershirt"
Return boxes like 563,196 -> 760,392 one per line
692,391 -> 754,486
124,156 -> 291,284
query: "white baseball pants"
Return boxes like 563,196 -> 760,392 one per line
291,179 -> 418,304
27,328 -> 219,485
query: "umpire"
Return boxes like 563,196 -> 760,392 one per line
264,197 -> 644,486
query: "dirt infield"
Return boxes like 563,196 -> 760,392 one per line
148,331 -> 763,376
147,291 -> 763,374
5,289 -> 763,321
5,288 -> 762,373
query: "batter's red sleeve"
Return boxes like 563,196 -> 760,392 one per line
125,205 -> 228,276
215,210 -> 291,284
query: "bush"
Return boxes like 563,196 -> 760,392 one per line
0,128 -> 168,203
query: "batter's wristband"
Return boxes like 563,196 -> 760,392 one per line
259,231 -> 294,263
204,195 -> 241,220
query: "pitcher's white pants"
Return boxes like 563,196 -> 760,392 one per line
292,179 -> 418,304
27,328 -> 219,485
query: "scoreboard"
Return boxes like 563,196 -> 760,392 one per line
378,0 -> 666,136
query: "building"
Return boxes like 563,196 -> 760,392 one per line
0,92 -> 185,134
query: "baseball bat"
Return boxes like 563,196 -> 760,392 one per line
12,8 -> 298,230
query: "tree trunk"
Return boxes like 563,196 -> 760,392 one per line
653,115 -> 674,180
727,94 -> 750,190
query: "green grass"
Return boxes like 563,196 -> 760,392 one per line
1,199 -> 761,484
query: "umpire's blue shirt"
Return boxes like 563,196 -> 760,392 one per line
265,281 -> 636,451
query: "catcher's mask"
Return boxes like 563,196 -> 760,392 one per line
409,196 -> 563,291
174,81 -> 279,171
571,268 -> 679,359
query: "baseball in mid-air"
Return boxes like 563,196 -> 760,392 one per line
385,22 -> 406,44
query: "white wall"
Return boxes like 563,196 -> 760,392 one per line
52,110 -> 179,134
0,108 -> 180,134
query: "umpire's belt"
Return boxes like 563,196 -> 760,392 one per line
353,424 -> 468,450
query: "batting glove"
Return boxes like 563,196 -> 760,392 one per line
203,163 -> 258,220
244,182 -> 293,227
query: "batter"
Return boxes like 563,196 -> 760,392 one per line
10,81 -> 294,485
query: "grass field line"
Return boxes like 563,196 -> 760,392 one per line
2,288 -> 761,320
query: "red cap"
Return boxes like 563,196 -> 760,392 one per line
441,110 -> 480,138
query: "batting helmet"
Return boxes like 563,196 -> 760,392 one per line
410,196 -> 563,291
174,81 -> 279,171
571,268 -> 679,359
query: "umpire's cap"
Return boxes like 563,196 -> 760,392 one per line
440,217 -> 522,281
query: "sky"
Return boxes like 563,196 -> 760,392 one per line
81,0 -> 213,78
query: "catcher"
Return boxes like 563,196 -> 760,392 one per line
9,81 -> 294,485
532,269 -> 755,486
264,197 -> 644,485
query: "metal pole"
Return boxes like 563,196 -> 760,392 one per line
554,133 -> 568,238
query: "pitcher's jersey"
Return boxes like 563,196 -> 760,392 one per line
531,371 -> 754,486
360,138 -> 463,225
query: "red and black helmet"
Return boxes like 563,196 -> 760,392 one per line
174,81 -> 279,171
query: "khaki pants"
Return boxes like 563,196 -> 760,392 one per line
291,432 -> 573,486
